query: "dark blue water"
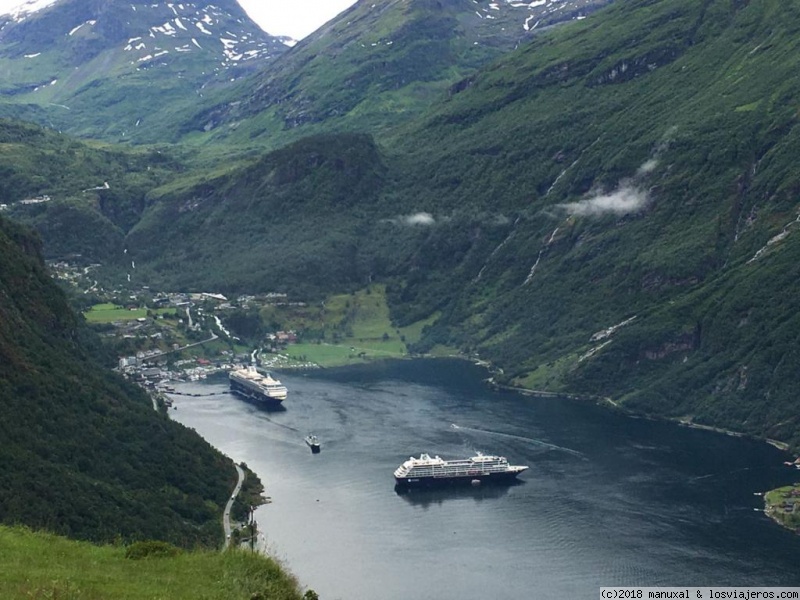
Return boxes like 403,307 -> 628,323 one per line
171,359 -> 800,600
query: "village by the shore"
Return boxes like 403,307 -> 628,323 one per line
763,458 -> 800,535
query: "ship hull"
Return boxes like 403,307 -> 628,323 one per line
394,469 -> 524,489
229,378 -> 285,404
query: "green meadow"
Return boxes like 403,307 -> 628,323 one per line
0,526 -> 305,600
281,286 -> 456,367
84,303 -> 147,323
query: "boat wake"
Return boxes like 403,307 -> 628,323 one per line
451,423 -> 586,459
687,466 -> 753,483
261,415 -> 300,434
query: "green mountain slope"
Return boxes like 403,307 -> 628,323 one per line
0,215 -> 235,545
181,0 -> 612,147
0,118 -> 184,260
375,0 -> 800,446
126,132 -> 387,294
131,0 -> 800,448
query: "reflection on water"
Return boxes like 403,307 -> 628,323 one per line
394,480 -> 522,507
231,393 -> 288,413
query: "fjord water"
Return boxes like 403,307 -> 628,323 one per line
171,360 -> 800,600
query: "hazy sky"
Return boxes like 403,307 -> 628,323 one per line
238,0 -> 357,39
0,0 -> 359,39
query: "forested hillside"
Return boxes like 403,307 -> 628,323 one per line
378,0 -> 800,447
3,0 -> 800,453
125,132 -> 388,294
0,215 -> 234,545
0,118 -> 183,260
127,0 -> 800,448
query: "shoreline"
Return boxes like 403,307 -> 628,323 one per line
483,373 -> 794,455
168,354 -> 800,568
164,354 -> 800,591
763,484 -> 800,536
302,351 -> 797,456
487,368 -> 800,536
261,350 -> 797,457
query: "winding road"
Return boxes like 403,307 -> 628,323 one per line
223,463 -> 245,550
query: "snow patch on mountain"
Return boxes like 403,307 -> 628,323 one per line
3,0 -> 287,90
68,20 -> 95,36
113,3 -> 281,69
152,22 -> 177,37
2,0 -> 58,22
475,0 -> 606,31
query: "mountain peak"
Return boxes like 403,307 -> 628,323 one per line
0,0 -> 289,62
0,0 -> 291,142
1,0 -> 59,23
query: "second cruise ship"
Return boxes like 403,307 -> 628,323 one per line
229,365 -> 287,403
394,452 -> 528,488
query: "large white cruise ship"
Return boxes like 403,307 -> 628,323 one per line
394,452 -> 528,488
229,365 -> 287,403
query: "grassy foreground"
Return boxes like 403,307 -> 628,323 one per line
0,526 -> 305,600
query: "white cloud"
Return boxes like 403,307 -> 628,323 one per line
559,183 -> 649,217
237,0 -> 357,39
558,157 -> 661,218
637,158 -> 658,176
384,212 -> 436,227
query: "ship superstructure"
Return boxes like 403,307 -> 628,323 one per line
305,434 -> 321,453
394,452 -> 528,487
229,365 -> 287,403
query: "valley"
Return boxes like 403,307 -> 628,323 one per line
3,0 -> 800,595
55,258 -> 439,376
